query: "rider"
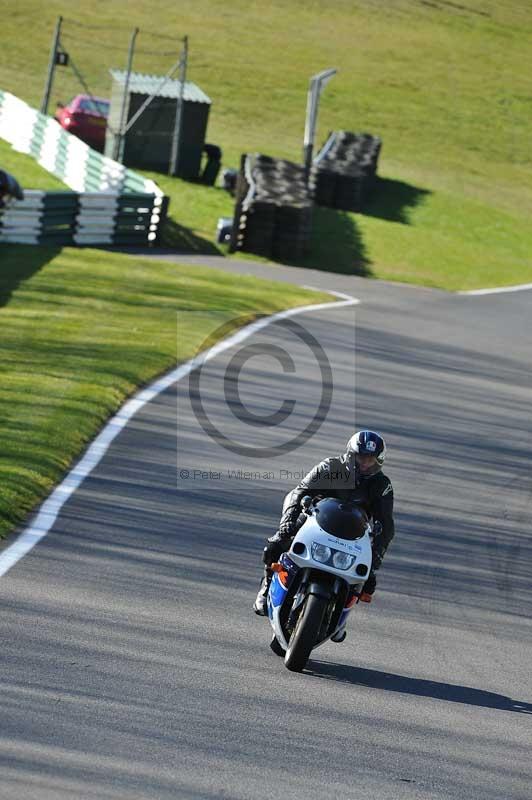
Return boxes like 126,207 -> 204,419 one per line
253,430 -> 395,618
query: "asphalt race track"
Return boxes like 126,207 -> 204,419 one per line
1,258 -> 531,799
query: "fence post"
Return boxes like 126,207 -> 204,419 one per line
115,27 -> 139,163
169,36 -> 188,177
41,16 -> 63,115
303,68 -> 337,183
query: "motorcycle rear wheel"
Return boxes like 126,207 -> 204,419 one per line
284,593 -> 327,672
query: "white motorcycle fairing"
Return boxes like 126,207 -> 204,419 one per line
267,510 -> 373,652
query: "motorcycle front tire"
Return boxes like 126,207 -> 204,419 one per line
284,593 -> 327,672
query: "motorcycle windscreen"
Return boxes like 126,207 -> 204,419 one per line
313,497 -> 369,540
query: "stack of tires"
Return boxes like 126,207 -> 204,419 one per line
312,131 -> 381,212
230,154 -> 312,261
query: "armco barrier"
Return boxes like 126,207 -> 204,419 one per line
0,191 -> 78,245
0,90 -> 168,245
0,189 -> 169,246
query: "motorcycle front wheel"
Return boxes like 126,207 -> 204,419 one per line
284,593 -> 327,672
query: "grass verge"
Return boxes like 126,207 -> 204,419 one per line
0,245 -> 330,540
3,134 -> 531,291
150,169 -> 532,291
2,1 -> 531,289
0,138 -> 67,190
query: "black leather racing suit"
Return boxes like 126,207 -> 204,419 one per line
263,455 -> 394,580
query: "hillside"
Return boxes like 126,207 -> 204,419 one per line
1,0 -> 531,288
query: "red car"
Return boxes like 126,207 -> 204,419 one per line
55,94 -> 110,152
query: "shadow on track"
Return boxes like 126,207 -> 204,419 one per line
307,661 -> 532,714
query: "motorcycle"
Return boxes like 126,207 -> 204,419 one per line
266,496 -> 373,672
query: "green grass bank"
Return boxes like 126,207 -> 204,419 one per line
1,0 -> 531,288
0,246 -> 329,539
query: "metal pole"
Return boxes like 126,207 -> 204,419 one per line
169,35 -> 188,177
122,55 -> 181,135
115,27 -> 139,163
41,16 -> 63,115
303,68 -> 337,183
303,79 -> 318,178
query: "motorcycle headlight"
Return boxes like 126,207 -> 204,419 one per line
311,543 -> 332,564
332,551 -> 355,570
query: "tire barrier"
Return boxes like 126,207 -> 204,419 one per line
312,131 -> 381,212
0,189 -> 168,246
229,154 -> 312,261
0,89 -> 168,245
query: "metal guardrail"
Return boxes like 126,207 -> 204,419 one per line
0,189 -> 168,245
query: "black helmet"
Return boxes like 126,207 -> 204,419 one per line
344,430 -> 386,477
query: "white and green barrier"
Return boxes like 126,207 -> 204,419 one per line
0,189 -> 168,246
0,90 -> 168,245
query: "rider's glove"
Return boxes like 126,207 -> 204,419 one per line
263,531 -> 288,565
371,545 -> 386,572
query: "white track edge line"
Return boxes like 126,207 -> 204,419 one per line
458,282 -> 532,296
0,290 -> 360,577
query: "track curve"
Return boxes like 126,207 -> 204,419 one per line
1,261 -> 531,800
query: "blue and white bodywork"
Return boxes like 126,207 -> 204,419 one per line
267,497 -> 373,658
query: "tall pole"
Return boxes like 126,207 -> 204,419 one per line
303,68 -> 337,183
169,35 -> 188,177
303,79 -> 318,178
41,16 -> 63,115
115,27 -> 139,163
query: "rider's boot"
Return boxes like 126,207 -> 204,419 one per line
359,570 -> 377,603
253,567 -> 272,616
331,627 -> 347,643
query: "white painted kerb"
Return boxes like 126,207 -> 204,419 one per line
458,282 -> 532,297
0,290 -> 359,577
